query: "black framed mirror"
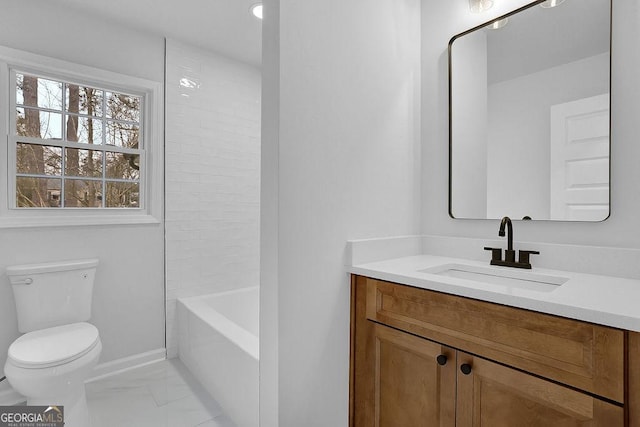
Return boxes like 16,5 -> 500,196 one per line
449,0 -> 611,221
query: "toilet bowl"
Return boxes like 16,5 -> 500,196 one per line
4,259 -> 101,427
4,323 -> 102,426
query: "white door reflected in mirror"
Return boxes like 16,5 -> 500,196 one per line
549,94 -> 610,221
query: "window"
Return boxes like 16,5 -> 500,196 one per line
12,72 -> 142,209
0,46 -> 162,227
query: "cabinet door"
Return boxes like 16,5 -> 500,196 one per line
456,352 -> 624,427
353,322 -> 456,427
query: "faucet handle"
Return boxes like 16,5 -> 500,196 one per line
518,250 -> 540,268
484,247 -> 502,262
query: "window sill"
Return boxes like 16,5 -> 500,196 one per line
0,213 -> 161,228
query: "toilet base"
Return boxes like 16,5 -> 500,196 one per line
4,337 -> 101,427
28,386 -> 90,427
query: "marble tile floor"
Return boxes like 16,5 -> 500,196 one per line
85,358 -> 236,427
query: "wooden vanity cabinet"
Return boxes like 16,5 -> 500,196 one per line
350,275 -> 636,427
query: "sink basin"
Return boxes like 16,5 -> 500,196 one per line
419,263 -> 569,292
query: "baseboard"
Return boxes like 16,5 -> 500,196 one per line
87,348 -> 167,383
0,348 -> 166,405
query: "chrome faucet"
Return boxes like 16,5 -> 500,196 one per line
484,216 -> 539,269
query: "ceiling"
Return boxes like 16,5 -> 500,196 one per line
55,0 -> 263,67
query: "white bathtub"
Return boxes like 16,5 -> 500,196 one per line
177,287 -> 259,427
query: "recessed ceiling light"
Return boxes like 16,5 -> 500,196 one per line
540,0 -> 565,8
469,0 -> 494,13
488,17 -> 509,30
250,3 -> 263,20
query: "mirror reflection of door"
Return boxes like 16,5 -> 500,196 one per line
550,94 -> 610,221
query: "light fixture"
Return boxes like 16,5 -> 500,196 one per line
179,77 -> 199,89
540,0 -> 565,8
250,3 -> 263,20
488,17 -> 508,29
469,0 -> 494,13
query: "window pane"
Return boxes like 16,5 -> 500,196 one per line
65,148 -> 102,178
16,74 -> 63,110
106,121 -> 139,148
16,177 -> 61,207
66,85 -> 103,117
17,143 -> 62,176
106,181 -> 139,208
106,92 -> 140,122
64,179 -> 102,208
16,107 -> 62,139
16,73 -> 23,105
66,115 -> 103,144
105,152 -> 140,180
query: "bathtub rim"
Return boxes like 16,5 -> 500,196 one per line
177,286 -> 259,361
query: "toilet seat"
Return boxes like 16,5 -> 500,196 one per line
8,322 -> 100,369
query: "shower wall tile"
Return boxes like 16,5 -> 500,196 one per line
165,39 -> 261,355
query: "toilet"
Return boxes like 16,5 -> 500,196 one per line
4,259 -> 102,427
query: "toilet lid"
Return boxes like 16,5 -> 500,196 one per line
8,322 -> 100,369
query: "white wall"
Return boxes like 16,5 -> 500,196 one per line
450,30 -> 488,218
0,0 -> 165,394
260,0 -> 422,425
165,39 -> 261,357
486,53 -> 609,219
422,0 -> 640,249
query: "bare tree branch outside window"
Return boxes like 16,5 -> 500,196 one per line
13,72 -> 142,209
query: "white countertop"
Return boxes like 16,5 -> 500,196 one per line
349,254 -> 640,332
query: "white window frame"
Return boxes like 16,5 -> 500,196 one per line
0,45 -> 163,228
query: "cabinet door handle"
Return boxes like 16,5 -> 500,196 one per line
436,355 -> 448,366
460,363 -> 472,375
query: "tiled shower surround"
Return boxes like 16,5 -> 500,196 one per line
164,39 -> 261,357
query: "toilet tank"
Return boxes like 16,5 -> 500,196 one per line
6,259 -> 99,333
